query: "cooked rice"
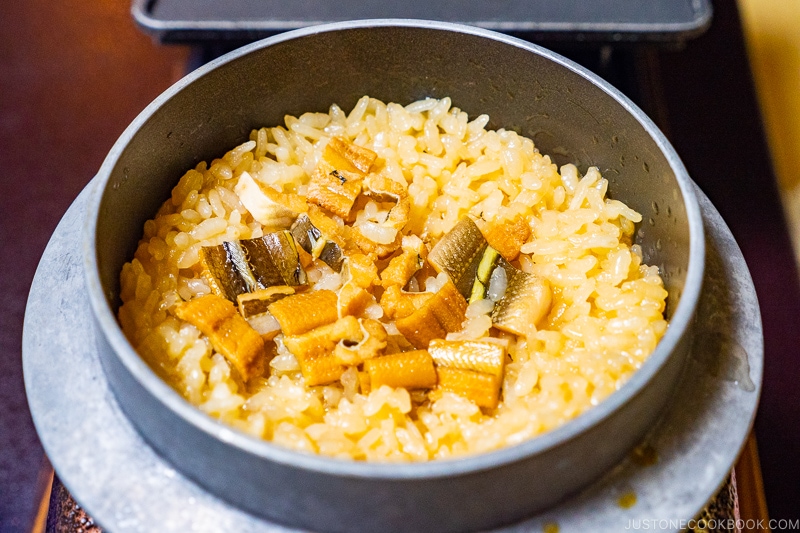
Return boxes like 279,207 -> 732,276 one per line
118,96 -> 667,461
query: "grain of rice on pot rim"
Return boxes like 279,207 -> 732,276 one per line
118,96 -> 668,462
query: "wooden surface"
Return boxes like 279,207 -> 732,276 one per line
735,434 -> 771,532
0,1 -> 187,530
650,0 -> 800,520
738,0 -> 800,266
1,0 -> 797,530
41,473 -> 742,532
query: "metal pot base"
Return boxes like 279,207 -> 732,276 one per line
23,180 -> 761,533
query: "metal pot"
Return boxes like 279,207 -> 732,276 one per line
84,20 -> 704,532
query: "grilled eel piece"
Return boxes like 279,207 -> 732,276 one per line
307,137 -> 377,218
365,350 -> 437,391
173,294 -> 266,382
429,339 -> 507,409
427,217 -> 488,300
395,280 -> 467,349
200,231 -> 307,302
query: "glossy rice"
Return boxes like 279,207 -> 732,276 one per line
118,96 -> 668,461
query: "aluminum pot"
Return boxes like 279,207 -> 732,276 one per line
84,20 -> 704,532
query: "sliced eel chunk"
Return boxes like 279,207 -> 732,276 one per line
379,285 -> 434,320
324,136 -> 377,175
283,315 -> 363,386
428,217 -> 488,300
480,215 -> 531,261
173,294 -> 266,382
337,282 -> 374,318
395,280 -> 467,349
365,350 -> 437,391
307,162 -> 364,219
435,367 -> 501,409
336,253 -> 380,318
362,174 -> 411,231
290,213 -> 345,272
304,204 -> 397,259
428,339 -> 507,409
428,339 -> 506,379
305,206 -> 350,250
199,242 -> 252,302
346,253 -> 379,289
343,175 -> 411,258
296,355 -> 347,388
491,270 -> 552,336
240,231 -> 308,288
332,318 -> 388,366
201,231 -> 307,302
307,137 -> 377,218
267,289 -> 339,336
380,248 -> 425,289
237,286 -> 296,319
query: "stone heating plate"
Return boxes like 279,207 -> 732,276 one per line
23,179 -> 762,532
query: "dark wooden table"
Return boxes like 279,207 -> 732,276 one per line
1,0 -> 796,530
0,3 -> 187,529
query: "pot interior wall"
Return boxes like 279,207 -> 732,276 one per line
96,25 -> 690,317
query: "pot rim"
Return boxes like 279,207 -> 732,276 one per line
83,18 -> 705,480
